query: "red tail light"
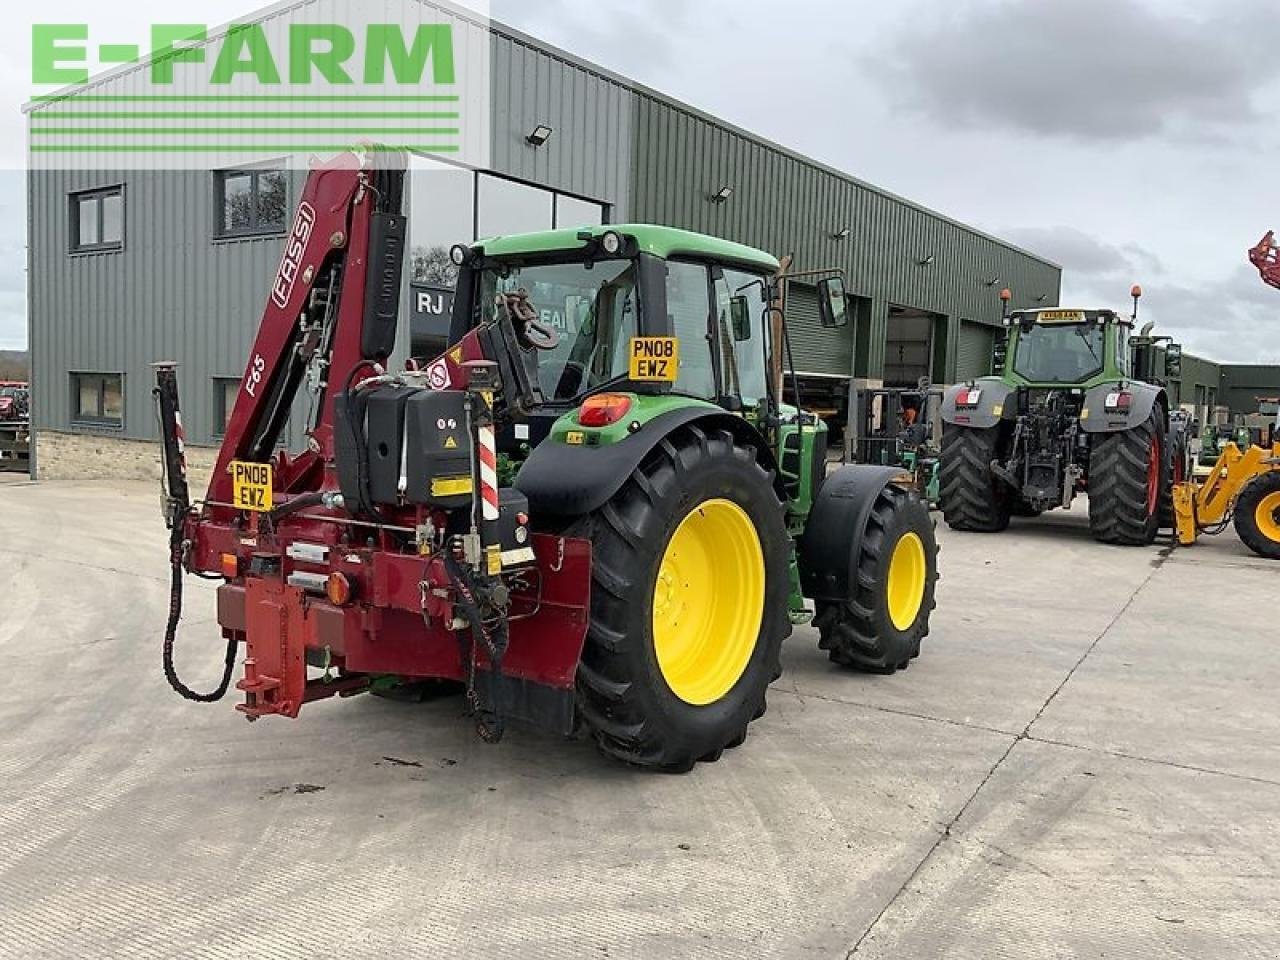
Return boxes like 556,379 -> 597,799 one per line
578,393 -> 633,428
1105,391 -> 1133,412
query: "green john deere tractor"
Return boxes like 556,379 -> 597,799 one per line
939,290 -> 1186,546
451,225 -> 940,766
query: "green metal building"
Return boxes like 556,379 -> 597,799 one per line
26,4 -> 1062,475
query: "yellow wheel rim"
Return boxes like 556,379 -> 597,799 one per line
652,498 -> 765,706
886,532 -> 927,632
1255,491 -> 1280,543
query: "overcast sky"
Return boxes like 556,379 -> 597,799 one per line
3,0 -> 1279,363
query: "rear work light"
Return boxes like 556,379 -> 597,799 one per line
578,393 -> 633,428
955,388 -> 982,408
1104,391 -> 1133,412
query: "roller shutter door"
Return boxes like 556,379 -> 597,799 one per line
786,284 -> 852,377
955,321 -> 995,382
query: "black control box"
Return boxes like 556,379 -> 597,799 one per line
404,390 -> 474,508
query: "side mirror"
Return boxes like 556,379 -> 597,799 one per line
729,295 -> 751,341
817,276 -> 849,328
1165,343 -> 1183,379
992,331 -> 1009,374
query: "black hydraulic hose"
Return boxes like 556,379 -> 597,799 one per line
162,512 -> 239,703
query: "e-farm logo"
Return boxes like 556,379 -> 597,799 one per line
28,18 -> 465,160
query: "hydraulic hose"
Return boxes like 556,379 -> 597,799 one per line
162,512 -> 239,703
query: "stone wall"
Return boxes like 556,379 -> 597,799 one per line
36,430 -> 217,493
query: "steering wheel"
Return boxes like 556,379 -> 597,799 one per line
496,290 -> 560,352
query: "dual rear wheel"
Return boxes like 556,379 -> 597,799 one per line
574,424 -> 937,771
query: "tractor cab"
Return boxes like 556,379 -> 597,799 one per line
1003,308 -> 1129,388
445,224 -> 838,519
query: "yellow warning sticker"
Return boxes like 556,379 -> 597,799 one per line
628,337 -> 679,382
449,347 -> 463,363
444,436 -> 458,450
230,460 -> 273,513
566,431 -> 586,445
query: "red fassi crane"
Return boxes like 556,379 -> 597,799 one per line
153,147 -> 591,738
1250,231 -> 1280,289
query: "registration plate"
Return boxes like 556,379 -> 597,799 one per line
1037,309 -> 1086,324
231,460 -> 273,513
628,336 -> 680,382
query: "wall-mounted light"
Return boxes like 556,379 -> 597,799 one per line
526,124 -> 554,147
832,227 -> 851,240
917,254 -> 936,266
1035,294 -> 1048,302
711,185 -> 734,203
984,277 -> 1001,287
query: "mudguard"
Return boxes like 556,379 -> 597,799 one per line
797,464 -> 906,602
940,377 -> 1015,429
515,408 -> 784,518
1079,381 -> 1164,433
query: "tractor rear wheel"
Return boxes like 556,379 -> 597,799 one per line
571,424 -> 791,771
813,484 -> 938,673
939,424 -> 1011,532
1088,410 -> 1166,545
1233,471 -> 1280,559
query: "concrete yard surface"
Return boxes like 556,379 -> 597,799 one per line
1,475 -> 1277,959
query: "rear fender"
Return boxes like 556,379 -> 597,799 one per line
515,408 -> 784,518
941,378 -> 1014,429
1080,381 -> 1164,434
798,464 -> 906,602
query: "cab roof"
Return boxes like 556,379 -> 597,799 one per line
475,223 -> 781,274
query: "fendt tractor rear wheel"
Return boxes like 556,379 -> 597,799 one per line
813,484 -> 938,673
1088,410 -> 1167,546
1233,471 -> 1280,560
572,424 -> 791,771
939,424 -> 1011,532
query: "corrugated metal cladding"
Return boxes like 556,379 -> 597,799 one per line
626,92 -> 1061,378
786,285 -> 851,376
28,15 -> 1061,446
28,167 -> 308,445
955,321 -> 995,381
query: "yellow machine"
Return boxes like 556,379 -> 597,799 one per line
1173,441 -> 1280,559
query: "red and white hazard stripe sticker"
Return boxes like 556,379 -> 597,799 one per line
478,424 -> 500,521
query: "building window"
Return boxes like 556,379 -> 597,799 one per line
476,173 -> 554,239
555,194 -> 606,229
70,187 -> 124,253
212,377 -> 240,436
72,373 -> 123,426
215,167 -> 288,238
409,157 -> 477,286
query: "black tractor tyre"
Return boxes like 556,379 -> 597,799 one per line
939,424 -> 1012,532
568,423 -> 792,772
1088,410 -> 1167,546
1233,471 -> 1280,560
813,484 -> 938,673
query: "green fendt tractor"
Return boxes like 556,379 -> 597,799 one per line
939,288 -> 1185,545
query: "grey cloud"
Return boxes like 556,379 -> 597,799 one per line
1066,263 -> 1279,363
866,0 -> 1280,141
1001,225 -> 1161,282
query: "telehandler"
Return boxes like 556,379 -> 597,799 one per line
1170,232 -> 1280,560
155,147 -> 938,771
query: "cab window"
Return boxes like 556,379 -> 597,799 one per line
665,261 -> 715,399
714,267 -> 770,408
